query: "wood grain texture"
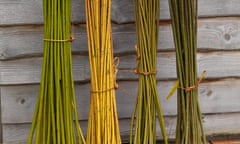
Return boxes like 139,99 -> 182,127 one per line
2,79 -> 240,123
0,51 -> 240,85
0,55 -> 86,85
1,18 -> 240,60
1,0 -> 240,25
0,0 -> 85,25
112,0 -> 240,23
2,113 -> 240,143
1,0 -> 240,142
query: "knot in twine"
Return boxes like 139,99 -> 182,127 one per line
179,70 -> 207,92
44,22 -> 75,43
166,71 -> 207,101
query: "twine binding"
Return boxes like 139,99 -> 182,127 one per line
91,57 -> 119,94
44,36 -> 75,42
134,69 -> 157,75
134,44 -> 157,76
179,70 -> 207,92
91,87 -> 117,94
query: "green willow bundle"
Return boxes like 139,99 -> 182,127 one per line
168,0 -> 207,143
28,0 -> 85,143
85,0 -> 121,143
130,0 -> 168,144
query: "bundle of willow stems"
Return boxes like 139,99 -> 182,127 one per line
130,0 -> 168,144
28,0 -> 85,143
85,0 -> 121,143
168,0 -> 207,143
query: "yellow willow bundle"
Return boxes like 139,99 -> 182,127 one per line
28,0 -> 85,143
130,0 -> 168,144
85,0 -> 121,143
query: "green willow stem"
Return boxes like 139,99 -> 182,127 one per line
168,0 -> 207,144
28,0 -> 85,143
130,0 -> 168,144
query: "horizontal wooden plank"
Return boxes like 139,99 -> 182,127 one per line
1,0 -> 240,25
211,140 -> 240,144
1,18 -> 240,60
2,79 -> 240,123
112,0 -> 240,23
1,121 -> 87,144
0,0 -> 86,25
0,51 -> 240,85
3,113 -> 240,143
118,51 -> 240,80
0,55 -> 86,85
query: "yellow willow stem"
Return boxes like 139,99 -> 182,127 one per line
85,0 -> 121,143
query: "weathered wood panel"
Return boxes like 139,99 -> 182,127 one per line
118,52 -> 240,80
1,121 -> 87,144
0,0 -> 85,25
1,18 -> 240,60
0,52 -> 240,85
2,79 -> 240,123
112,0 -> 240,23
1,0 -> 240,25
3,113 -> 240,143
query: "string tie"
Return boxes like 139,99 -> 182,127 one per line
44,36 -> 75,42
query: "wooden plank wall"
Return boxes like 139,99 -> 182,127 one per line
1,0 -> 240,143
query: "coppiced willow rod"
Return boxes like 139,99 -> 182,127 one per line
130,0 -> 168,144
168,0 -> 207,143
28,0 -> 85,143
85,0 -> 121,143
